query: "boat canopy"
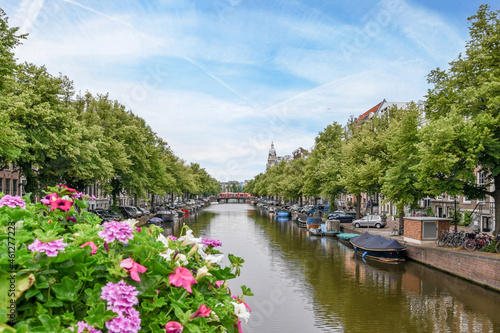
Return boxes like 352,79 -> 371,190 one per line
351,232 -> 406,251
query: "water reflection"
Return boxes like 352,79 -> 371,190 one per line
155,204 -> 500,333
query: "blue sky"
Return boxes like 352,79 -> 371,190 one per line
2,0 -> 498,182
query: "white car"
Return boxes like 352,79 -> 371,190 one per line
352,215 -> 387,228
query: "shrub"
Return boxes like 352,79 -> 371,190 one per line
0,185 -> 252,332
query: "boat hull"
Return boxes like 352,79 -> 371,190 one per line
306,217 -> 322,229
350,232 -> 406,262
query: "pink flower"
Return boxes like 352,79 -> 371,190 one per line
67,216 -> 77,223
69,321 -> 102,333
215,280 -> 224,288
120,258 -> 147,282
98,221 -> 134,243
135,227 -> 141,233
50,198 -> 74,211
167,235 -> 178,241
165,321 -> 183,332
105,307 -> 141,333
0,195 -> 26,209
201,238 -> 222,247
80,242 -> 98,255
101,280 -> 139,311
169,267 -> 197,293
190,304 -> 211,319
28,238 -> 68,257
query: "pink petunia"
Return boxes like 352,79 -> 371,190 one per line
165,321 -> 183,333
80,242 -> 98,255
120,258 -> 147,282
50,198 -> 74,211
190,304 -> 211,319
168,267 -> 197,293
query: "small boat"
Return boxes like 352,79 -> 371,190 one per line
306,216 -> 322,229
147,217 -> 163,226
350,232 -> 406,262
308,227 -> 323,236
297,215 -> 307,228
276,210 -> 291,217
155,210 -> 177,222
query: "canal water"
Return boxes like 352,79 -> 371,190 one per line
164,204 -> 500,333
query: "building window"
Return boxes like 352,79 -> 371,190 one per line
477,171 -> 487,185
0,178 -> 3,193
12,179 -> 17,196
463,196 -> 471,204
5,179 -> 11,195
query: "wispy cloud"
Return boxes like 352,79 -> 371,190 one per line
2,0 -> 478,180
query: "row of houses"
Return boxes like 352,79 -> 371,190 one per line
0,165 -> 164,211
266,99 -> 496,233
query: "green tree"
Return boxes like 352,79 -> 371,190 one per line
419,5 -> 500,234
382,103 -> 426,231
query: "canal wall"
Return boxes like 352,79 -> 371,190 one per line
340,224 -> 500,292
405,244 -> 500,292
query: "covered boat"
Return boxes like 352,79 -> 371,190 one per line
350,232 -> 406,262
276,209 -> 291,217
306,216 -> 322,229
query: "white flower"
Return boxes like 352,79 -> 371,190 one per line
159,248 -> 175,261
196,266 -> 212,280
175,253 -> 188,267
205,254 -> 224,265
179,230 -> 201,246
231,302 -> 250,323
157,234 -> 170,248
122,219 -> 139,228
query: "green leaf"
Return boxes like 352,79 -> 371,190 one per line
44,299 -> 64,307
85,303 -> 117,328
241,285 -> 254,297
52,276 -> 82,302
37,314 -> 60,331
184,323 -> 202,333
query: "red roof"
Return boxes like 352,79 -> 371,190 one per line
358,102 -> 382,123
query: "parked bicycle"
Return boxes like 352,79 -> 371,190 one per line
464,231 -> 492,251
496,233 -> 500,254
390,224 -> 400,236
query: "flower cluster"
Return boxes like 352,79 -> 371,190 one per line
27,238 -> 68,257
201,238 -> 222,247
3,185 -> 253,333
69,321 -> 102,333
98,221 -> 134,243
0,194 -> 26,209
101,280 -> 142,333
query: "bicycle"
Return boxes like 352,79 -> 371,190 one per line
464,232 -> 492,251
496,234 -> 500,254
390,223 -> 400,236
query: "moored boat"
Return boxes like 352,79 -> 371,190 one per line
350,232 -> 406,262
306,216 -> 322,229
276,209 -> 291,217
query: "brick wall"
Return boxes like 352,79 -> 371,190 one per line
406,244 -> 500,292
404,219 -> 422,239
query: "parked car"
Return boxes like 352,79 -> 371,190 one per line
117,206 -> 139,219
137,207 -> 150,217
90,209 -> 121,222
352,215 -> 387,228
328,211 -> 359,223
306,205 -> 330,216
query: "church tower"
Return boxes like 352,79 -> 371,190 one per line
267,142 -> 277,168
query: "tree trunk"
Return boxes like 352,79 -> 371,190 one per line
398,202 -> 405,235
493,174 -> 500,237
356,194 -> 361,219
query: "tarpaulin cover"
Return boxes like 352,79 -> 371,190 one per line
351,232 -> 406,250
